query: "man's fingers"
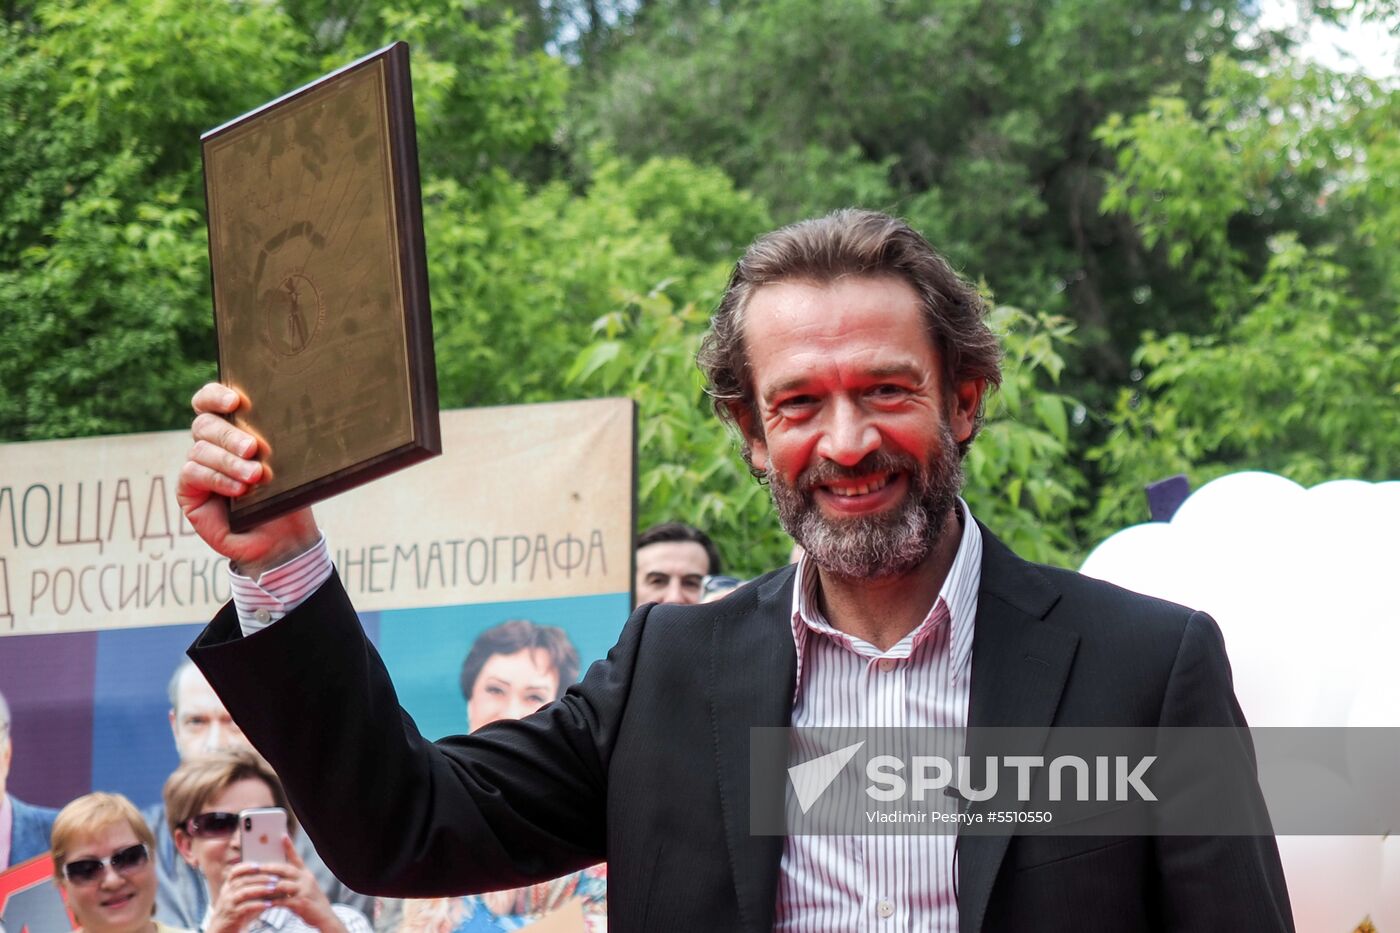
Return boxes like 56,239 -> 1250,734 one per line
188,439 -> 263,487
191,382 -> 241,416
180,459 -> 249,500
191,411 -> 260,460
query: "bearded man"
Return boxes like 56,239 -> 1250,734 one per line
179,210 -> 1293,932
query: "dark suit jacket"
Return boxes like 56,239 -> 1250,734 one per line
190,525 -> 1293,932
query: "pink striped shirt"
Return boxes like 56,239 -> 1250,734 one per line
776,499 -> 980,932
230,536 -> 333,634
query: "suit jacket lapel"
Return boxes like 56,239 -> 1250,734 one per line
710,565 -> 799,933
958,525 -> 1079,933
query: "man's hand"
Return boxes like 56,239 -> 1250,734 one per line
178,382 -> 321,578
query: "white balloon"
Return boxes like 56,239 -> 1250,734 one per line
1277,834 -> 1382,933
1169,471 -> 1306,530
1081,473 -> 1400,928
1080,472 -> 1400,729
1347,621 -> 1400,729
1080,522 -> 1179,601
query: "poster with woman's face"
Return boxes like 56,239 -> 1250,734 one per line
377,595 -> 627,742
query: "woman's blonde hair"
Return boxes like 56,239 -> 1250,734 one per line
50,792 -> 155,884
162,748 -> 297,838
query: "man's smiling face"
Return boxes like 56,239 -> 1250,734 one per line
738,275 -> 982,579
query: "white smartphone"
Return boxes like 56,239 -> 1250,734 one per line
239,807 -> 288,864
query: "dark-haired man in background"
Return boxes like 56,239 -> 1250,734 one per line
634,521 -> 723,606
178,210 -> 1292,932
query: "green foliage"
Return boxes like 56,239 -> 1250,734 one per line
364,2 -> 568,184
3,0 -> 1395,576
425,153 -> 766,409
1089,236 -> 1398,534
574,0 -> 1256,376
566,285 -> 794,576
1097,95 -> 1249,288
0,155 -> 213,437
963,305 -> 1083,567
596,155 -> 772,266
0,0 -> 305,439
1089,59 -> 1398,541
0,0 -> 569,440
35,0 -> 305,153
1096,57 -> 1387,314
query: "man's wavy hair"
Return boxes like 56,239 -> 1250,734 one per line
696,209 -> 1002,478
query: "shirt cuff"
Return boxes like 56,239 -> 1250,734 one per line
230,535 -> 333,636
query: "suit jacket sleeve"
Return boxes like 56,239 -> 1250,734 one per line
189,571 -> 644,898
1152,611 -> 1295,932
10,796 -> 59,863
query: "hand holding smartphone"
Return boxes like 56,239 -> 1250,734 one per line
239,807 -> 288,864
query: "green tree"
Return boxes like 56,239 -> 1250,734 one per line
0,0 -> 568,439
1089,58 -> 1398,539
0,1 -> 305,439
571,0 -> 1265,385
426,153 -> 769,409
7,0 -> 1388,575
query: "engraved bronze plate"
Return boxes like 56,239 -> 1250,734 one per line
202,42 -> 439,532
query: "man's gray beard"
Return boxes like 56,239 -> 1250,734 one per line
767,429 -> 964,580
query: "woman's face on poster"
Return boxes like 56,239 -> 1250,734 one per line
466,648 -> 560,732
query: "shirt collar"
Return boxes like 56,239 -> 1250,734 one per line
789,498 -> 982,690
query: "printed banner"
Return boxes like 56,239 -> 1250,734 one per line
0,399 -> 635,816
0,854 -> 74,931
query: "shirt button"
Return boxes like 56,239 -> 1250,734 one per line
877,899 -> 894,918
878,658 -> 896,672
254,608 -> 271,624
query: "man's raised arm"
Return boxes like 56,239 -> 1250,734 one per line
176,381 -> 618,896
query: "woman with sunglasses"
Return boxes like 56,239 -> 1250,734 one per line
163,750 -> 371,933
51,792 -> 193,933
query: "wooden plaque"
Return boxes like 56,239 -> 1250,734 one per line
202,42 -> 439,532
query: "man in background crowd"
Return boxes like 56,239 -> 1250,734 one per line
0,689 -> 58,868
633,521 -> 723,606
148,660 -> 381,929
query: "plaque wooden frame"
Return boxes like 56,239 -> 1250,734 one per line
202,42 -> 439,533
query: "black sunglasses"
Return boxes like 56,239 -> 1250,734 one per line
183,811 -> 241,838
63,843 -> 149,885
